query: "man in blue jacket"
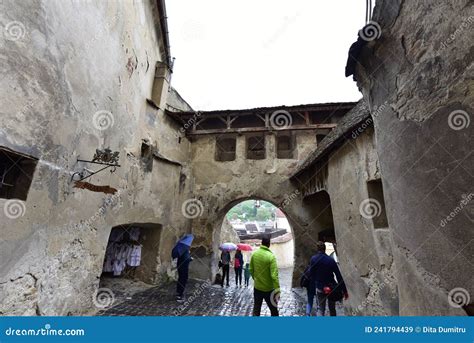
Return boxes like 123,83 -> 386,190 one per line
307,241 -> 348,316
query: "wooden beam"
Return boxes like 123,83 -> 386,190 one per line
304,111 -> 310,125
166,104 -> 356,121
186,123 -> 337,136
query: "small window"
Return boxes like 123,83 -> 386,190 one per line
215,137 -> 236,161
141,141 -> 153,172
276,134 -> 295,159
0,147 -> 38,200
246,135 -> 265,160
367,179 -> 389,228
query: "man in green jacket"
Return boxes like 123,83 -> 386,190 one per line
249,235 -> 280,316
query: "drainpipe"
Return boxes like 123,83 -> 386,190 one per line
156,0 -> 173,70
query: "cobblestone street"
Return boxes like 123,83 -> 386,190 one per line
100,268 -> 344,316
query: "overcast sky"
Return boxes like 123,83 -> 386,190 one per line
166,0 -> 365,111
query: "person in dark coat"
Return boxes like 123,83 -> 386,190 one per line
234,249 -> 244,287
220,250 -> 231,287
306,241 -> 348,316
176,247 -> 192,302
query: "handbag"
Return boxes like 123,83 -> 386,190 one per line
300,266 -> 310,288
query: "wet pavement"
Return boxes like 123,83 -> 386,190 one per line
99,268 -> 344,316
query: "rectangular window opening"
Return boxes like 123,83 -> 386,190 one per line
246,135 -> 265,160
0,147 -> 38,201
215,137 -> 236,162
367,179 -> 389,228
276,133 -> 295,159
141,141 -> 153,172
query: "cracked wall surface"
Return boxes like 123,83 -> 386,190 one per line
354,0 -> 473,315
0,0 -> 193,315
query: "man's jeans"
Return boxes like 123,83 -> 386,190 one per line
253,288 -> 279,316
316,290 -> 336,316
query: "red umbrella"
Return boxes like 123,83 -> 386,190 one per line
237,243 -> 253,251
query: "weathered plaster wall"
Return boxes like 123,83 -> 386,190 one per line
354,0 -> 473,315
187,131 -> 321,281
269,237 -> 295,269
219,217 -> 240,245
326,127 -> 398,315
0,0 -> 193,315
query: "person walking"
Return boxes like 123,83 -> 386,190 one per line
220,250 -> 231,287
234,249 -> 244,287
244,262 -> 251,287
249,236 -> 280,316
306,241 -> 348,316
176,245 -> 192,302
172,234 -> 194,303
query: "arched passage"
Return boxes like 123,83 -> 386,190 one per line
217,199 -> 295,288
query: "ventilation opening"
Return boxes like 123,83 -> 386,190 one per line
276,133 -> 295,159
367,179 -> 389,228
215,137 -> 236,162
0,147 -> 38,201
246,135 -> 265,160
141,141 -> 153,172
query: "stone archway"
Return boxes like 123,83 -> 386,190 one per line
187,181 -> 337,288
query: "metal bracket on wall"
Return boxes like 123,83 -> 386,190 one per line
71,148 -> 121,182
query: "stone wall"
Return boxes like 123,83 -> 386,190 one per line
354,0 -> 473,315
0,0 -> 193,315
187,132 -> 320,280
326,127 -> 398,315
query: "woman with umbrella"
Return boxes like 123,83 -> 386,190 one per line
234,244 -> 251,287
172,234 -> 194,302
219,242 -> 236,288
234,249 -> 244,287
